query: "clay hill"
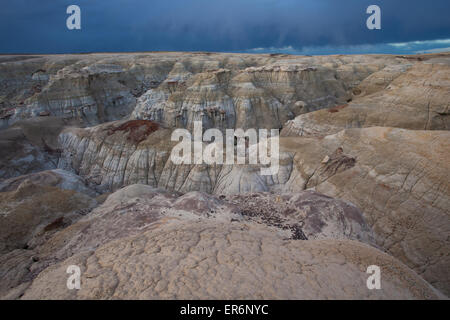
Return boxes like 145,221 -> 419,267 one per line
0,52 -> 448,299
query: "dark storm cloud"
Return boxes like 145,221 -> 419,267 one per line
1,0 -> 449,54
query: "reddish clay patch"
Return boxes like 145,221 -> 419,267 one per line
108,120 -> 159,144
328,104 -> 348,113
44,217 -> 65,232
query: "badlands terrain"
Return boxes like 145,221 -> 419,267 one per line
0,52 -> 448,299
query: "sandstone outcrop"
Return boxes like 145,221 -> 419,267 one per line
36,185 -> 374,259
57,120 -> 176,193
1,54 -> 174,129
1,184 -> 377,299
130,54 -> 416,132
1,53 -> 415,131
280,127 -> 450,294
21,220 -> 444,300
56,122 -> 450,294
282,59 -> 450,137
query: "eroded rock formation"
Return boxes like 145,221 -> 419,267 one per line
282,58 -> 450,137
0,52 -> 449,299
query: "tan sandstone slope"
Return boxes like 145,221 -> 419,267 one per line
279,127 -> 450,294
282,57 -> 450,137
0,183 -> 442,300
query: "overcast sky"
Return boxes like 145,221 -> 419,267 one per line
1,0 -> 449,54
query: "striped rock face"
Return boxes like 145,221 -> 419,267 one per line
0,52 -> 449,299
